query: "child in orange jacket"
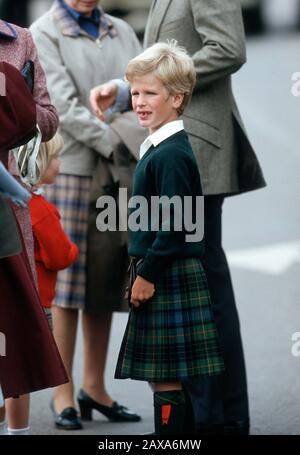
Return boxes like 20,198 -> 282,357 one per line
29,133 -> 79,316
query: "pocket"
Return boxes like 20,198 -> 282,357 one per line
184,116 -> 221,149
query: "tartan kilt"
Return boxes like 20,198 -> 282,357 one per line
115,257 -> 224,382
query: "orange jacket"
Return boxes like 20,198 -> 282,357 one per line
29,193 -> 78,308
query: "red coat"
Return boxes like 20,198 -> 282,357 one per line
0,61 -> 68,399
0,237 -> 69,399
29,194 -> 78,308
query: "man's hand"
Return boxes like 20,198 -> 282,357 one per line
131,275 -> 155,308
90,81 -> 118,121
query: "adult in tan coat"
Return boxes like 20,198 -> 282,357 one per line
31,0 -> 142,429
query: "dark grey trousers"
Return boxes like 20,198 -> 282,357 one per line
184,195 -> 249,424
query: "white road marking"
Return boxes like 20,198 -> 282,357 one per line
227,241 -> 300,275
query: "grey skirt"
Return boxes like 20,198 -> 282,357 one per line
45,174 -> 91,311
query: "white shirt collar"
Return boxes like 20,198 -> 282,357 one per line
139,120 -> 184,160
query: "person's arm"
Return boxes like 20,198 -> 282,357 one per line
90,21 -> 140,119
110,79 -> 131,114
90,79 -> 130,121
30,24 -> 113,159
0,162 -> 31,207
25,28 -> 59,141
190,0 -> 246,91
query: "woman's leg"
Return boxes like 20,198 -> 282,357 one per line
152,382 -> 187,435
5,394 -> 30,433
81,311 -> 113,406
52,306 -> 79,412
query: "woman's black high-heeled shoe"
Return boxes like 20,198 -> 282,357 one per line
77,389 -> 141,423
50,399 -> 83,430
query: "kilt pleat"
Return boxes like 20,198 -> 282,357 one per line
45,174 -> 92,310
115,258 -> 224,382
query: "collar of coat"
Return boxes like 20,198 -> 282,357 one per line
0,20 -> 17,40
51,0 -> 117,39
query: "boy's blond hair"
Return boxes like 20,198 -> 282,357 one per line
126,41 -> 196,115
36,132 -> 64,183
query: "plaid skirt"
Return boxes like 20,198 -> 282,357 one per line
45,174 -> 91,310
115,258 -> 224,382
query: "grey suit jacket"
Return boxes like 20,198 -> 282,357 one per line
144,0 -> 266,195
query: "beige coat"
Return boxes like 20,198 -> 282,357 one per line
30,3 -> 142,177
31,2 -> 144,314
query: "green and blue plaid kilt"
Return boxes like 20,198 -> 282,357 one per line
115,258 -> 224,382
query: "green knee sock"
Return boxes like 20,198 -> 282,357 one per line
153,390 -> 186,436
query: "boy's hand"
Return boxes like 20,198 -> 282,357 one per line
131,276 -> 155,308
90,81 -> 118,121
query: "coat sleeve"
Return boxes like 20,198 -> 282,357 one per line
190,0 -> 246,91
30,24 -> 114,159
111,23 -> 141,113
33,210 -> 79,271
25,28 -> 59,141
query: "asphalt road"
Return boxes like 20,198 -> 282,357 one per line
29,31 -> 300,436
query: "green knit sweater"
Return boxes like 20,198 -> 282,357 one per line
128,130 -> 205,283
